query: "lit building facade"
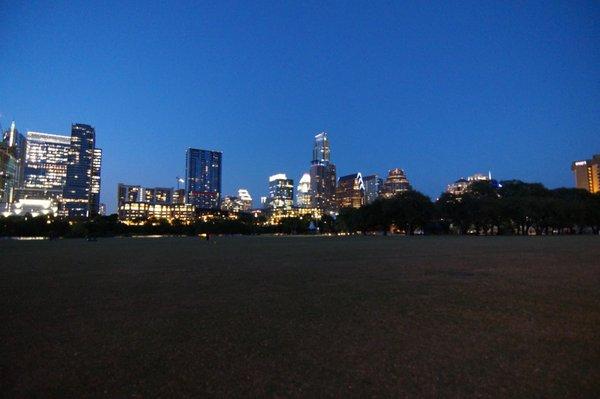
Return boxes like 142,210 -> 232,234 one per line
118,184 -> 179,209
62,123 -> 102,217
266,207 -> 323,225
363,174 -> 383,204
2,198 -> 58,217
238,189 -> 252,210
118,184 -> 142,206
381,168 -> 411,198
336,173 -> 365,209
309,132 -> 337,212
173,188 -> 186,204
186,148 -> 222,209
20,131 -> 71,201
446,172 -> 492,196
118,202 -> 196,224
296,172 -> 311,208
220,189 -> 251,213
268,173 -> 294,210
572,155 -> 600,194
221,193 -> 252,213
143,187 -> 173,205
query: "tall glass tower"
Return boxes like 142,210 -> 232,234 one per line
312,132 -> 331,164
185,148 -> 222,209
267,173 -> 294,210
309,132 -> 337,212
20,131 -> 71,200
62,124 -> 102,217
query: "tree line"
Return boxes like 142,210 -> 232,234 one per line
337,180 -> 600,235
0,212 -> 335,238
1,180 -> 599,237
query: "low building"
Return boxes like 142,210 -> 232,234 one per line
266,207 -> 323,225
446,172 -> 492,196
2,198 -> 59,217
221,189 -> 253,213
118,202 -> 195,224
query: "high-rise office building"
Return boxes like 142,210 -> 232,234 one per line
337,173 -> 365,209
62,123 -> 102,217
268,173 -> 294,210
362,174 -> 383,204
185,148 -> 222,209
90,148 -> 102,213
381,168 -> 411,198
309,132 -> 337,212
0,147 -> 18,205
572,155 -> 600,194
2,121 -> 26,189
296,172 -> 311,208
19,131 -> 71,200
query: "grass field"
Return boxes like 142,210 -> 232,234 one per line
1,236 -> 599,397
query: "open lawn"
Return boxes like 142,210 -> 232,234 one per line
1,236 -> 599,397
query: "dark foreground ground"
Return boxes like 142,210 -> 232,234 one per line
1,236 -> 599,398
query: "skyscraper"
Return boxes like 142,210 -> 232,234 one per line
0,147 -> 17,205
2,121 -> 26,189
362,174 -> 383,204
19,131 -> 71,200
309,132 -> 337,212
572,155 -> 600,193
62,123 -> 102,217
90,148 -> 102,213
296,172 -> 311,208
381,168 -> 411,198
337,173 -> 365,209
185,148 -> 222,209
267,173 -> 294,210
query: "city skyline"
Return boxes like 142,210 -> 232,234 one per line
2,121 -> 599,214
2,2 -> 599,213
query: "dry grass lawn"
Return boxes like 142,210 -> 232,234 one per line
1,236 -> 599,397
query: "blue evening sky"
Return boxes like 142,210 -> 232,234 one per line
1,1 -> 599,212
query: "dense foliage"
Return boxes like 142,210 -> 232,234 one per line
0,212 -> 330,238
1,181 -> 599,237
337,181 -> 600,235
